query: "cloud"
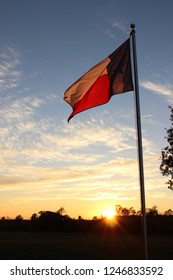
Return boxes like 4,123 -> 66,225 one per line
61,120 -> 136,151
0,153 -> 163,205
0,85 -> 162,213
0,87 -> 157,174
0,156 -> 139,202
141,80 -> 173,103
1,95 -> 138,168
0,47 -> 22,92
108,18 -> 127,33
142,115 -> 159,126
104,18 -> 128,41
0,110 -> 136,171
104,29 -> 116,41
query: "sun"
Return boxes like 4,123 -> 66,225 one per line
102,208 -> 115,220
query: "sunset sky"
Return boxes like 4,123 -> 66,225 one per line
0,0 -> 173,219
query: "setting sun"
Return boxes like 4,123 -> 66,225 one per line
102,208 -> 116,219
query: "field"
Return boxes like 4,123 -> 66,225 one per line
0,232 -> 172,260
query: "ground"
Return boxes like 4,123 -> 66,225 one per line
0,232 -> 172,260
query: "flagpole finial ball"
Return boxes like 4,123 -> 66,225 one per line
130,23 -> 135,29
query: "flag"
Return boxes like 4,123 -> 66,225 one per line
64,38 -> 133,122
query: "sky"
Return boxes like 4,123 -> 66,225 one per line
0,0 -> 173,219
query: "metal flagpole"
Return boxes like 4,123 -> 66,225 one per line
130,23 -> 148,259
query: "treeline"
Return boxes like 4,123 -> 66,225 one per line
115,205 -> 173,216
0,205 -> 173,235
1,205 -> 173,221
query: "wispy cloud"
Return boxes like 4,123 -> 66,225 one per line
141,80 -> 173,103
108,18 -> 127,33
0,85 -> 157,171
0,85 -> 163,216
104,29 -> 116,41
0,109 -> 137,170
0,153 -> 164,208
104,18 -> 128,41
0,106 -> 158,188
0,47 -> 22,92
0,156 -> 140,206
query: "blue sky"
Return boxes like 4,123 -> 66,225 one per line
0,0 -> 173,219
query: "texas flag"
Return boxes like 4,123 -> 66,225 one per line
64,38 -> 133,122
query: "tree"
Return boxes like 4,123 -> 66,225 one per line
146,205 -> 158,216
31,213 -> 38,221
57,207 -> 66,216
164,209 -> 173,216
115,205 -> 123,216
115,205 -> 136,216
15,215 -> 23,220
128,207 -> 136,216
160,106 -> 173,191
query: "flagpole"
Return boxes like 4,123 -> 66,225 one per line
130,24 -> 148,260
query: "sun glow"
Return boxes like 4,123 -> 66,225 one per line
102,208 -> 116,220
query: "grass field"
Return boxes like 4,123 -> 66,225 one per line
0,231 -> 172,260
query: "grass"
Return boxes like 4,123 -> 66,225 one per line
0,231 -> 172,260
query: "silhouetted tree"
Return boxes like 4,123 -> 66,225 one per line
121,207 -> 130,216
128,207 -> 136,215
31,213 -> 38,221
164,209 -> 173,216
36,208 -> 71,231
15,215 -> 23,220
160,106 -> 173,191
115,205 -> 136,216
146,205 -> 158,216
92,216 -> 99,220
115,205 -> 123,216
57,207 -> 66,216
